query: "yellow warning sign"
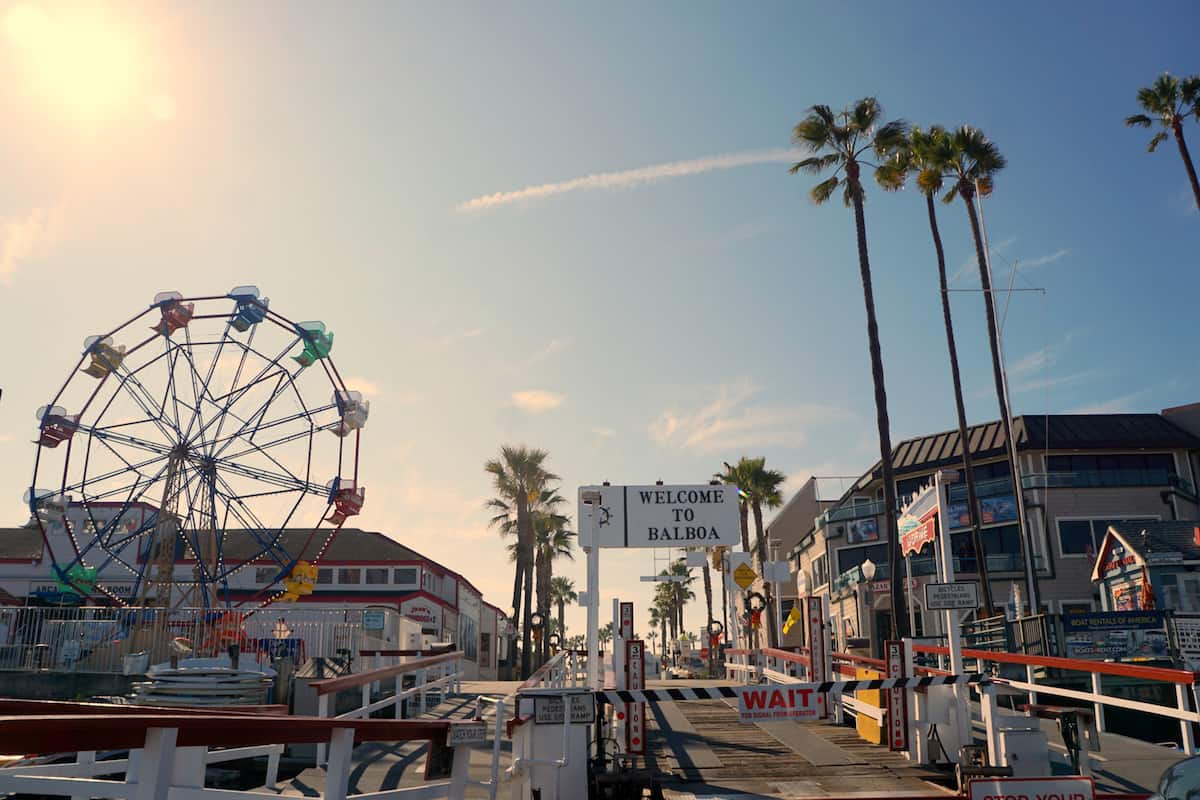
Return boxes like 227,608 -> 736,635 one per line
733,563 -> 757,589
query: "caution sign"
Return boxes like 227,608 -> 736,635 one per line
626,639 -> 645,754
737,685 -> 822,722
885,640 -> 909,751
733,563 -> 757,589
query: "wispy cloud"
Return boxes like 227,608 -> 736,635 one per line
524,337 -> 572,367
457,148 -> 800,212
0,434 -> 13,444
951,236 -> 1016,286
511,390 -> 565,413
591,427 -> 615,439
1173,184 -> 1198,216
1,206 -> 62,283
1015,248 -> 1070,270
648,378 -> 852,453
438,328 -> 485,347
345,377 -> 382,398
1068,391 -> 1149,415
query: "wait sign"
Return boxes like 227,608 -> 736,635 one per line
736,685 -> 822,722
578,484 -> 741,549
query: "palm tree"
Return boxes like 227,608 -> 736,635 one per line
696,547 -> 714,649
1125,72 -> 1200,212
532,497 -> 572,665
599,622 -> 613,653
742,458 -> 786,647
942,126 -> 1038,613
877,126 -> 995,616
715,461 -> 753,553
549,576 -> 577,646
648,603 -> 666,657
663,559 -> 696,639
790,98 -> 909,638
485,445 -> 558,679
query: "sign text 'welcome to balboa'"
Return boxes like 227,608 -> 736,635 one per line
578,484 -> 741,548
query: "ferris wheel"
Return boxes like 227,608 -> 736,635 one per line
25,288 -> 369,610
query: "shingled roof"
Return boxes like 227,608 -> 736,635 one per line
885,413 -> 1200,477
1105,520 -> 1200,562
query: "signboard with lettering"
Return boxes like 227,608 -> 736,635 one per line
885,640 -> 908,751
805,596 -> 828,719
626,639 -> 645,753
533,693 -> 596,724
736,685 -> 822,722
1064,611 -> 1169,661
900,518 -> 936,557
363,609 -> 386,632
846,518 -> 878,544
925,581 -> 980,610
619,602 -> 634,641
946,494 -> 1019,530
447,721 -> 488,746
578,485 -> 741,548
968,777 -> 1094,800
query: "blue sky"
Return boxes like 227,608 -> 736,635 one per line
1,1 -> 1197,638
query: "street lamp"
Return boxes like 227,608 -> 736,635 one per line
861,558 -> 877,582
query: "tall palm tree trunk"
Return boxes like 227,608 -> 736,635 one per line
960,183 -> 1038,614
738,504 -> 750,553
751,504 -> 778,648
557,598 -> 565,644
1174,120 -> 1200,212
848,164 -> 907,640
702,561 -> 714,671
509,549 -> 524,679
927,193 -> 995,617
534,549 -> 548,666
520,515 -> 535,679
720,551 -> 730,644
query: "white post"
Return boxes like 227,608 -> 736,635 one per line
316,693 -> 330,766
980,682 -> 1000,766
935,471 -> 971,747
417,667 -> 428,713
585,498 -> 601,690
265,748 -> 281,790
1093,673 -> 1107,733
1177,683 -> 1195,754
905,554 -> 917,638
324,728 -> 355,800
396,674 -> 405,719
131,728 -> 177,800
1027,664 -> 1039,706
70,751 -> 96,800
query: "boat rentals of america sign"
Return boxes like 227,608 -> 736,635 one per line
578,484 -> 740,548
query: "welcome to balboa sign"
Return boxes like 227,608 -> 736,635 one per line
578,484 -> 741,549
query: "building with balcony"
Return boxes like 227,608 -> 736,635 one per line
780,406 -> 1200,655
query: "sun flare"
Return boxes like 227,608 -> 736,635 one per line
4,3 -> 151,124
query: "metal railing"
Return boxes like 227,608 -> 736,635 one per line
914,642 -> 1200,754
311,650 -> 464,766
1021,469 -> 1196,496
0,606 -> 378,675
0,709 -> 477,800
816,501 -> 884,528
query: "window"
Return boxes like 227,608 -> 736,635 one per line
393,567 -> 417,585
365,568 -> 388,585
1046,453 -> 1177,480
338,568 -> 361,585
1057,518 -> 1157,557
255,567 -> 275,584
1160,575 -> 1181,610
951,525 -> 1024,572
812,554 -> 829,589
837,543 -> 888,577
480,633 -> 492,667
317,568 -> 332,585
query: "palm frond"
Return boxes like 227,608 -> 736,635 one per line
851,97 -> 881,134
1182,75 -> 1200,108
875,160 -> 907,192
788,153 -> 841,175
793,114 -> 831,151
942,183 -> 959,204
872,119 -> 910,158
1124,114 -> 1153,128
810,176 -> 840,205
1148,131 -> 1169,153
916,167 -> 943,195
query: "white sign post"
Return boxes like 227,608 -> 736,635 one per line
577,484 -> 741,549
580,484 -> 741,688
925,582 -> 981,610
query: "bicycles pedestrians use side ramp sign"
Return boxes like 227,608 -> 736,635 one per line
579,484 -> 741,548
